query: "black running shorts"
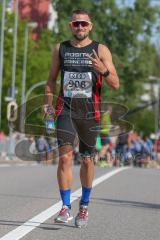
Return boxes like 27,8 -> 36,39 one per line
56,114 -> 99,156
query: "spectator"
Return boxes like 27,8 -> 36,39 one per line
35,136 -> 50,163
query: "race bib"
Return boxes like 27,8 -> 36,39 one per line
63,71 -> 92,98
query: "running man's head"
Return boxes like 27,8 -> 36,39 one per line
69,9 -> 93,41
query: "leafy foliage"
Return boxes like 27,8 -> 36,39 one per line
0,0 -> 160,134
0,10 -> 56,132
53,0 -> 160,135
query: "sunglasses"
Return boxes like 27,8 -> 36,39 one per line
71,21 -> 91,28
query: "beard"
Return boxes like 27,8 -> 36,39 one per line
73,32 -> 89,41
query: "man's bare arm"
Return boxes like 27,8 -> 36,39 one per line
44,43 -> 60,106
98,44 -> 119,89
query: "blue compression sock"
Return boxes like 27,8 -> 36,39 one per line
60,189 -> 71,209
80,186 -> 92,206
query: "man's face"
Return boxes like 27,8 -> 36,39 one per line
69,14 -> 93,41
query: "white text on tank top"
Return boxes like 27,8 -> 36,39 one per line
63,52 -> 93,98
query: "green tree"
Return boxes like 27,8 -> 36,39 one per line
127,109 -> 155,136
53,0 -> 159,101
1,0 -> 160,135
0,9 -> 56,132
52,0 -> 160,134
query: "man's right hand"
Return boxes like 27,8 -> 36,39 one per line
43,104 -> 55,118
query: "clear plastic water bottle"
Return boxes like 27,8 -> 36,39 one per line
44,105 -> 55,134
45,117 -> 55,134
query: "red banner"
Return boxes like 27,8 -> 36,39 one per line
13,0 -> 51,40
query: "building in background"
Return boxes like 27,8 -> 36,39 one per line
12,0 -> 57,40
47,2 -> 57,31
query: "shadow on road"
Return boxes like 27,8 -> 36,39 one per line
0,219 -> 76,230
0,193 -> 58,200
91,197 -> 160,210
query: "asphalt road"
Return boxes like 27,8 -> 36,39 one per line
0,164 -> 160,240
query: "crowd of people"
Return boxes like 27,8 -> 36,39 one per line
94,131 -> 160,168
0,131 -> 57,164
0,130 -> 160,168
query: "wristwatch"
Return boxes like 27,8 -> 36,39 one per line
102,69 -> 110,77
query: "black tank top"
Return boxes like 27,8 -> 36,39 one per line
55,40 -> 102,121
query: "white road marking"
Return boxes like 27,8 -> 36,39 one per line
0,167 -> 130,240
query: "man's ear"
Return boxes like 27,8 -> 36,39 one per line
69,22 -> 72,30
89,23 -> 93,31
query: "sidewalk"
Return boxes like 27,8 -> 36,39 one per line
0,155 -> 38,166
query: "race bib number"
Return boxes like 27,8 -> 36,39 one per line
63,71 -> 92,98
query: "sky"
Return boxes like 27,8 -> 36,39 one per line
116,0 -> 135,7
117,0 -> 160,7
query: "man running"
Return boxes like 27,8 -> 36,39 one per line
44,9 -> 119,228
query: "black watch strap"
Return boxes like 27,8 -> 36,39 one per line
102,69 -> 110,77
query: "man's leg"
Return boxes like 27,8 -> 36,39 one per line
57,144 -> 73,193
74,154 -> 95,228
55,145 -> 74,223
55,114 -> 76,223
80,155 -> 95,202
74,118 -> 98,228
99,134 -> 110,166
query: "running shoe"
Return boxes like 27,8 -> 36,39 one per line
75,205 -> 89,228
54,205 -> 73,223
98,160 -> 108,167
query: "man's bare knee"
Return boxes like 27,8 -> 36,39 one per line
59,145 -> 73,167
81,155 -> 95,168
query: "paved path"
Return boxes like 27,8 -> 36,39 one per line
0,165 -> 159,240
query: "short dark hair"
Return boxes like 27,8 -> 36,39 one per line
72,9 -> 91,20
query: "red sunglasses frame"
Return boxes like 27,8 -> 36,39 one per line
71,21 -> 91,28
